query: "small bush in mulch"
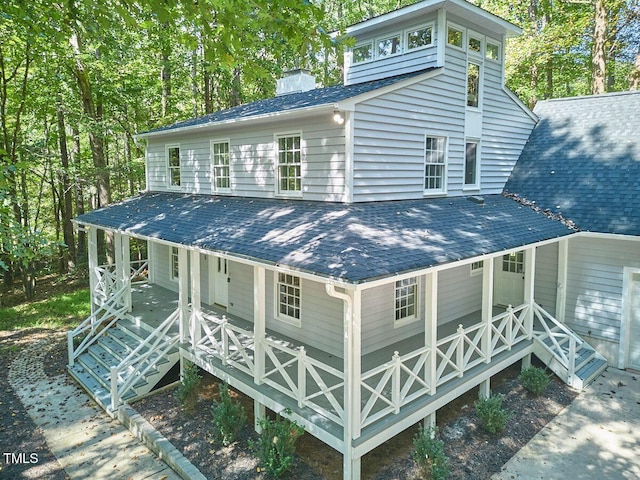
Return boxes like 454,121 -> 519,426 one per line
519,366 -> 551,396
176,361 -> 201,412
211,382 -> 247,446
250,409 -> 304,478
474,394 -> 513,434
412,425 -> 450,479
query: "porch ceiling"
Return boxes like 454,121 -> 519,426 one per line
74,193 -> 572,283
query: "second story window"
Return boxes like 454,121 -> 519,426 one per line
424,135 -> 446,194
465,141 -> 479,187
377,34 -> 401,57
467,62 -> 480,108
486,40 -> 500,61
167,145 -> 181,188
211,140 -> 230,191
276,134 -> 302,195
407,25 -> 433,50
352,42 -> 373,63
447,25 -> 464,48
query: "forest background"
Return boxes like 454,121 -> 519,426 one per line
1,0 -> 639,300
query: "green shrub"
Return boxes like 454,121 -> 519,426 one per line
519,366 -> 551,396
474,394 -> 512,434
249,409 -> 304,477
412,425 -> 450,480
176,361 -> 201,412
211,383 -> 246,446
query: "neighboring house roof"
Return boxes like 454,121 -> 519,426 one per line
75,193 -> 572,283
505,91 -> 640,236
137,68 -> 437,138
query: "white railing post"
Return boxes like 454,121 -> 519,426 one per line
67,331 -> 75,366
88,227 -> 98,315
110,366 -> 118,412
122,235 -> 131,312
568,337 -> 576,383
221,316 -> 229,365
456,325 -> 464,377
506,305 -> 513,350
392,351 -> 401,413
190,250 -> 201,349
253,266 -> 266,386
482,257 -> 494,363
424,271 -> 438,395
297,347 -> 306,408
524,247 -> 536,340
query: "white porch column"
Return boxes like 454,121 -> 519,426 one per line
190,250 -> 201,349
178,247 -> 189,343
524,247 -> 536,338
121,235 -> 131,311
555,238 -> 569,322
253,266 -> 266,433
424,271 -> 438,396
88,227 -> 99,314
482,257 -> 495,363
343,288 -> 362,480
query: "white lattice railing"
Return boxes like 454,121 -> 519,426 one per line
94,259 -> 149,302
490,303 -> 530,356
197,313 -> 255,377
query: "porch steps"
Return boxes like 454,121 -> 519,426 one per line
68,318 -> 179,414
533,326 -> 607,390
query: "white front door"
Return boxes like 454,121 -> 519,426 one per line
494,251 -> 525,307
627,272 -> 640,370
211,256 -> 228,308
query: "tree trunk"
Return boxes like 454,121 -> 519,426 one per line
161,32 -> 172,117
631,47 -> 640,90
56,93 -> 76,271
72,125 -> 86,264
592,0 -> 607,95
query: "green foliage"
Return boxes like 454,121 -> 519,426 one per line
519,366 -> 551,396
211,383 -> 247,446
412,425 -> 450,480
177,361 -> 202,412
474,394 -> 513,435
250,409 -> 304,478
0,288 -> 90,331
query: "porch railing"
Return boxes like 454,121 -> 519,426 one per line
110,308 -> 180,411
94,259 -> 149,302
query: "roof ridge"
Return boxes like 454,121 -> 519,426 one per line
538,90 -> 640,104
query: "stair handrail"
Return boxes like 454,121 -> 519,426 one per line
110,308 -> 180,411
68,284 -> 130,367
532,302 -> 584,371
533,303 -> 584,345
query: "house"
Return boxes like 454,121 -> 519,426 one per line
67,1 -> 639,478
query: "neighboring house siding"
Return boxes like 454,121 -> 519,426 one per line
534,243 -> 558,315
565,236 -> 640,343
145,118 -> 346,202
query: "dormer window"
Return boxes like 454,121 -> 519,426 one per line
486,40 -> 500,62
377,34 -> 401,57
352,42 -> 373,63
468,36 -> 482,54
447,25 -> 464,48
407,25 -> 433,50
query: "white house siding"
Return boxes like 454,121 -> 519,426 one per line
149,242 -> 179,293
564,236 -> 640,360
226,261 -> 254,322
533,243 -> 558,315
145,116 -> 346,202
437,265 -> 483,323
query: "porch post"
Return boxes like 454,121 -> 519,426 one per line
555,238 -> 569,322
343,288 -> 362,480
482,257 -> 495,363
114,232 -> 123,292
253,266 -> 266,433
425,271 -> 438,396
121,235 -> 131,311
190,250 -> 201,349
524,247 -> 536,339
88,227 -> 98,314
178,247 -> 189,343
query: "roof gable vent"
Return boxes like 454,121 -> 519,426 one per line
276,69 -> 316,96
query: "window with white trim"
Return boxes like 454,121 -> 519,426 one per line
424,135 -> 446,193
406,25 -> 433,50
377,33 -> 401,57
276,134 -> 302,194
277,273 -> 301,325
352,42 -> 373,63
468,35 -> 482,55
464,141 -> 479,187
395,277 -> 418,323
167,145 -> 181,188
170,247 -> 179,280
486,40 -> 500,61
211,140 -> 230,191
471,260 -> 484,276
502,252 -> 524,273
467,61 -> 481,108
447,25 -> 464,48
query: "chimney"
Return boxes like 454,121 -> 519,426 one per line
276,69 -> 316,96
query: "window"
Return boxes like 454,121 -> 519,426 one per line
377,34 -> 401,57
211,140 -> 230,191
467,62 -> 480,108
170,247 -> 179,280
503,252 -> 524,273
486,41 -> 500,61
276,134 -> 302,194
277,273 -> 301,325
352,43 -> 373,63
464,141 -> 479,187
395,277 -> 418,323
407,25 -> 433,50
471,260 -> 484,276
468,36 -> 482,54
447,25 -> 464,48
167,145 -> 181,188
424,136 -> 446,193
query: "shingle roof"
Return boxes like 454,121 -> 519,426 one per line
505,91 -> 640,236
75,193 -> 572,283
139,68 -> 437,136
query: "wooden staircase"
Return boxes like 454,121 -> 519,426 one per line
532,303 -> 607,389
68,314 -> 180,415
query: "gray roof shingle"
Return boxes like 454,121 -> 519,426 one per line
505,91 -> 640,236
76,193 -> 572,283
139,68 -> 437,136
